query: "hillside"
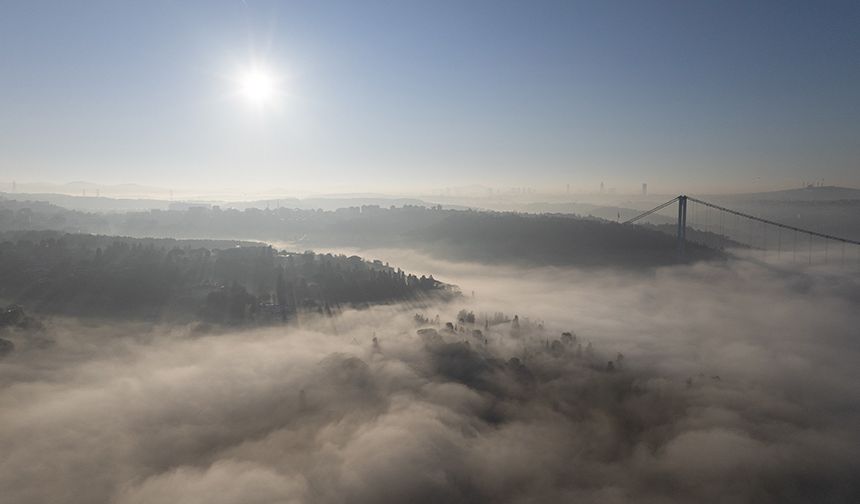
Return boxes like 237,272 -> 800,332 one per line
711,185 -> 860,202
0,201 -> 721,267
0,232 -> 454,323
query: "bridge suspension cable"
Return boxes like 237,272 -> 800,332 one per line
622,197 -> 679,225
686,197 -> 860,246
623,195 -> 860,265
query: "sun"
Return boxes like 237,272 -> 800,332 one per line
238,67 -> 277,106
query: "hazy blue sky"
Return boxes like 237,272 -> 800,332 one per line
1,0 -> 859,195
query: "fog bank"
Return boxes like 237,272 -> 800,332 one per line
1,259 -> 859,503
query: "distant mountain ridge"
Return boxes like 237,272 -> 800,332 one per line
0,192 -> 467,213
710,186 -> 860,202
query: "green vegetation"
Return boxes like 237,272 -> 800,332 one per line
0,232 -> 454,324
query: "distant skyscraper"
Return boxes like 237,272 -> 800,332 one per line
600,181 -> 604,194
642,183 -> 647,195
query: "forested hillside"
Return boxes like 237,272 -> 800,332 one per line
0,200 -> 721,267
0,232 -> 454,323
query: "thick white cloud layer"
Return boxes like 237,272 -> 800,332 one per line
1,257 -> 858,503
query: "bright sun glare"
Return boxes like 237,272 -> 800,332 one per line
238,67 -> 276,106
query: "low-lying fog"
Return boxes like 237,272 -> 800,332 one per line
2,252 -> 859,503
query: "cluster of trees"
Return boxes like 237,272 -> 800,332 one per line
0,231 -> 454,323
413,309 -> 626,378
0,305 -> 44,357
0,199 -> 721,268
0,304 -> 43,331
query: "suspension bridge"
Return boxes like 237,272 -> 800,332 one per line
624,195 -> 860,268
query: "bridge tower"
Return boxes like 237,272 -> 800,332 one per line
677,195 -> 687,260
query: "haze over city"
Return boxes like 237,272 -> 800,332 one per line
2,0 -> 859,196
2,2 -> 859,504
